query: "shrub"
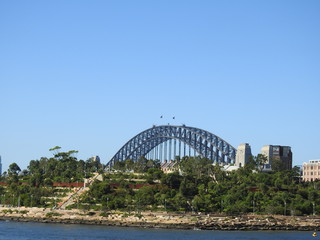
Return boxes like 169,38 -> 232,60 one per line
46,212 -> 62,217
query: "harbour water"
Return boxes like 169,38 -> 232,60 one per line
0,220 -> 313,240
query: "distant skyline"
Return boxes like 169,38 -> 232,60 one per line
1,1 -> 319,172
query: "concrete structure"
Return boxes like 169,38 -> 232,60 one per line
91,156 -> 100,163
223,165 -> 240,172
260,145 -> 292,171
235,143 -> 252,168
302,159 -> 320,182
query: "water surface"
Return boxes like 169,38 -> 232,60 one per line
0,221 -> 313,240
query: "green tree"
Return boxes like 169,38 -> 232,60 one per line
8,163 -> 21,176
271,157 -> 285,172
254,154 -> 268,172
161,172 -> 182,189
135,186 -> 156,209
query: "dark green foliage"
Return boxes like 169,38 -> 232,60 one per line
46,212 -> 63,217
0,147 -> 105,208
135,186 -> 156,206
113,158 -> 161,173
8,163 -> 21,176
89,181 -> 113,200
75,156 -> 320,215
3,152 -> 320,216
26,147 -> 104,185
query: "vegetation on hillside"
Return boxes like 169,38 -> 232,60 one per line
0,147 -> 103,208
1,147 -> 319,216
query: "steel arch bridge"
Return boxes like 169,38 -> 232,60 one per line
106,125 -> 236,167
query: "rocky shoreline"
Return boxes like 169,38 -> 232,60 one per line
0,207 -> 319,231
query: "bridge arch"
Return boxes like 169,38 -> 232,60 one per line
106,125 -> 236,167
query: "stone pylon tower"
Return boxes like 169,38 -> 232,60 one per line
235,143 -> 252,168
0,156 -> 2,176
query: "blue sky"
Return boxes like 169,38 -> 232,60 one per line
1,0 -> 319,171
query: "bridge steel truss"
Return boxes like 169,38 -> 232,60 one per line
106,125 -> 237,167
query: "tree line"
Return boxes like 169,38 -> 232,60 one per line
0,147 -> 103,207
80,156 -> 318,216
1,148 -> 319,216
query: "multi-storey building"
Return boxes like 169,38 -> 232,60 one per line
303,159 -> 320,182
260,145 -> 292,171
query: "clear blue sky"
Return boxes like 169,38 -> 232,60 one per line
1,0 -> 319,172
